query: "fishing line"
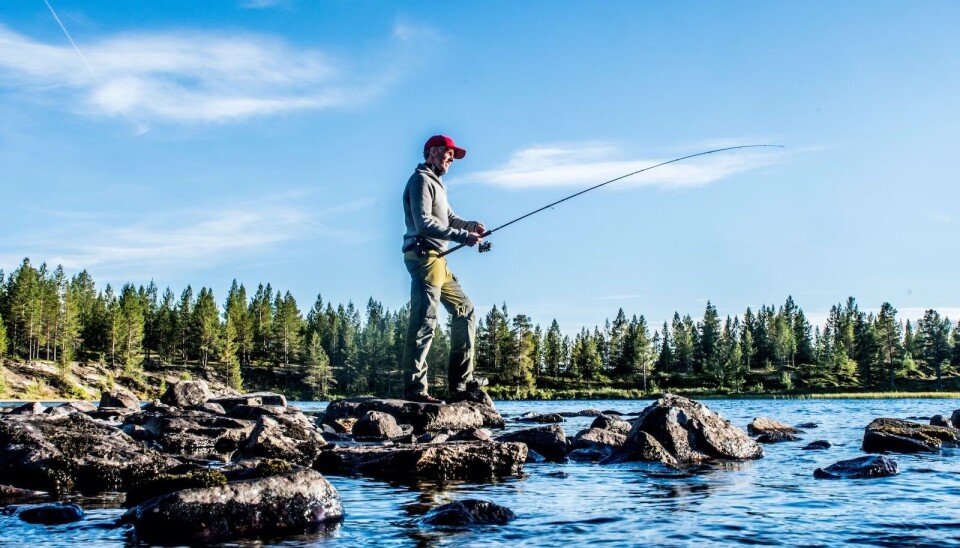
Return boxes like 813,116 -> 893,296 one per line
440,144 -> 785,257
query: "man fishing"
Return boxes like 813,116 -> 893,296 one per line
401,134 -> 487,403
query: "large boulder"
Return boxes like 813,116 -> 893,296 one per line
862,418 -> 960,454
569,428 -> 627,462
323,397 -> 504,433
419,499 -> 516,526
315,441 -> 527,482
610,394 -> 763,464
814,455 -> 899,479
496,425 -> 567,463
161,380 -> 213,408
124,465 -> 343,543
602,430 -> 678,466
0,412 -> 178,493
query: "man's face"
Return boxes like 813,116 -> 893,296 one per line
427,146 -> 456,175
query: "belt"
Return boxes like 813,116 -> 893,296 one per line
404,249 -> 440,259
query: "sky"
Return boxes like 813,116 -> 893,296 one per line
2,0 -> 958,334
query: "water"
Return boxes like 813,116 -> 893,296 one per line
3,398 -> 960,547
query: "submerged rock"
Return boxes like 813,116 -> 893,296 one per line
124,465 -> 343,543
0,412 -> 178,493
814,455 -> 899,479
862,418 -> 960,454
756,431 -> 800,444
17,503 -> 85,525
609,394 -> 763,465
419,499 -> 516,526
802,440 -> 833,450
496,425 -> 567,463
315,441 -> 527,482
515,412 -> 565,424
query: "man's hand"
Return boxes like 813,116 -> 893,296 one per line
474,222 -> 486,236
465,232 -> 484,247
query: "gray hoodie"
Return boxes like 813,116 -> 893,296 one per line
402,163 -> 477,253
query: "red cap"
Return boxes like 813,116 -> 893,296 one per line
423,135 -> 466,159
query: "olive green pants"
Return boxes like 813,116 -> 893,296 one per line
402,250 -> 476,397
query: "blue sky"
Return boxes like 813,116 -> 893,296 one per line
2,0 -> 958,333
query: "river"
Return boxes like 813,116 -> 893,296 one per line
2,398 -> 959,547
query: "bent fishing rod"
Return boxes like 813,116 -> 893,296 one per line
440,144 -> 784,258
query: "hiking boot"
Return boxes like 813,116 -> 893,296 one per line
466,377 -> 488,391
407,393 -> 445,404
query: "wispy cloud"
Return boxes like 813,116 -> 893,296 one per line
239,0 -> 285,8
0,22 -> 414,124
1,197 -> 366,280
458,142 -> 782,189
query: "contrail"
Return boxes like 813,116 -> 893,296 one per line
42,0 -> 95,78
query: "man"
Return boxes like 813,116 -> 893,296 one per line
401,134 -> 486,403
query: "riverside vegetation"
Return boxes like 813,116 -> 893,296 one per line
1,257 -> 959,402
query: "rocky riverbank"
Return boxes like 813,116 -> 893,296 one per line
3,384 -> 960,543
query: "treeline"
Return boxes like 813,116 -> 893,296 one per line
1,258 -> 959,399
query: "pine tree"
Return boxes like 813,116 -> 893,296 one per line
853,311 -> 880,386
220,312 -> 243,390
305,329 -> 334,398
193,287 -> 220,369
118,283 -> 145,374
609,308 -> 628,375
656,321 -> 673,373
0,310 -> 8,357
916,309 -> 953,391
250,283 -> 274,364
874,303 -> 902,389
140,281 -> 159,364
176,286 -> 194,365
771,312 -> 796,372
672,313 -> 695,374
156,288 -> 178,364
697,301 -> 721,377
544,319 -> 563,378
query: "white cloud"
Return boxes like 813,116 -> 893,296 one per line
1,197 -> 367,280
239,0 -> 284,8
0,23 -> 403,124
457,142 -> 783,190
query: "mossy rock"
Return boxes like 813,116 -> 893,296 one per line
125,470 -> 227,507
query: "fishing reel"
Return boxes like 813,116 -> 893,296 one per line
478,241 -> 493,253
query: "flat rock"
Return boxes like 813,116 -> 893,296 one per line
419,499 -> 516,526
10,402 -> 45,415
0,412 -> 178,493
590,415 -> 633,435
516,412 -> 565,424
323,397 -> 504,434
617,394 -> 763,464
210,392 -> 287,412
756,431 -> 800,443
353,411 -> 405,440
124,406 -> 256,455
814,455 -> 898,479
496,425 -> 567,463
803,440 -> 833,450
862,418 -> 960,454
748,417 -> 804,436
315,441 -> 526,482
124,465 -> 343,543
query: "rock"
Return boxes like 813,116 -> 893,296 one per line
930,415 -> 951,427
124,405 -> 256,455
193,402 -> 226,415
446,388 -> 496,408
209,392 -> 287,412
573,428 -> 626,451
161,380 -> 214,408
323,397 -> 504,434
756,431 -> 800,443
516,412 -> 565,424
236,415 -> 327,466
227,404 -> 290,420
951,409 -> 960,429
10,402 -> 45,415
558,409 -> 602,418
747,417 -> 804,436
315,441 -> 527,482
862,418 -> 960,454
49,401 -> 97,415
616,394 -> 763,464
795,422 -> 819,429
496,425 -> 567,463
590,415 -> 633,436
803,440 -> 832,450
125,469 -> 229,507
419,499 -> 516,526
0,412 -> 178,493
0,484 -> 48,500
352,411 -> 405,440
814,455 -> 899,479
602,430 -> 679,466
17,503 -> 85,525
124,465 -> 343,543
450,428 -> 493,442
99,387 -> 141,411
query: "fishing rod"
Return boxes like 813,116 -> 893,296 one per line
440,144 -> 784,258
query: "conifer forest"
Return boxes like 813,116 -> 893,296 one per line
1,257 -> 959,400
